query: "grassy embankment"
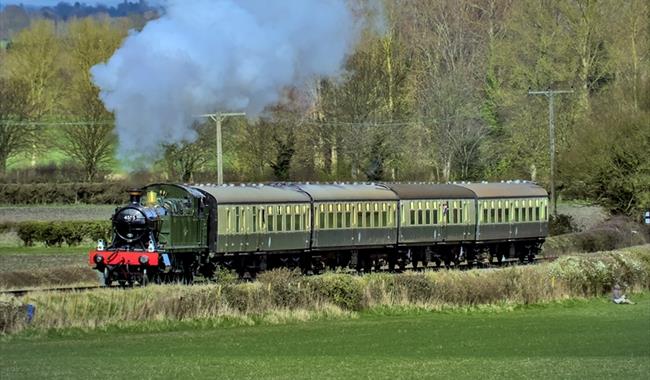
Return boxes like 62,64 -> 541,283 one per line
1,245 -> 647,335
1,294 -> 649,379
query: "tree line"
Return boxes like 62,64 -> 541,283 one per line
0,0 -> 648,216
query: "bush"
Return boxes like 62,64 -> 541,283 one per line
257,268 -> 305,308
0,182 -> 132,205
15,221 -> 111,246
544,216 -> 649,256
308,274 -> 363,310
0,297 -> 30,334
549,214 -> 576,236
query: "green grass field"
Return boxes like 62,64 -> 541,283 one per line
2,294 -> 648,379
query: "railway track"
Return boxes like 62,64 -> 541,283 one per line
1,256 -> 558,297
0,285 -> 102,298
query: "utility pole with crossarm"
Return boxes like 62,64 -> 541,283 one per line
199,112 -> 246,185
528,88 -> 573,217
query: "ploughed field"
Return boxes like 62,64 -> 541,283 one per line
0,248 -> 96,290
2,294 -> 649,379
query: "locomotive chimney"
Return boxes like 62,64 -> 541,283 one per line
127,189 -> 143,204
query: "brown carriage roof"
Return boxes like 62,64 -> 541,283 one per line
294,183 -> 399,202
192,184 -> 310,204
385,183 -> 476,199
457,182 -> 548,198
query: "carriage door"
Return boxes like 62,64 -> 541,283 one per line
440,200 -> 449,242
250,205 -> 261,252
507,199 -> 513,240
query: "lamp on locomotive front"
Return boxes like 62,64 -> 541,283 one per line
128,189 -> 143,204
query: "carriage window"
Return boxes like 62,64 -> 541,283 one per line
261,208 -> 266,230
268,212 -> 274,232
345,212 -> 351,227
483,208 -> 488,224
365,212 -> 371,227
528,207 -> 533,221
327,211 -> 334,229
373,211 -> 380,227
235,207 -> 240,233
418,210 -> 423,225
425,209 -> 430,224
284,214 -> 291,231
319,210 -> 325,229
295,214 -> 301,230
356,211 -> 363,227
453,209 -> 459,224
273,214 -> 280,232
410,210 -> 416,225
535,207 -> 540,221
252,207 -> 257,232
490,209 -> 496,224
382,211 -> 387,226
433,210 -> 439,224
242,208 -> 247,233
497,209 -> 502,223
459,207 -> 464,223
337,212 -> 342,228
505,208 -> 510,222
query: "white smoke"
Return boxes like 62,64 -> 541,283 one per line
91,0 -> 360,157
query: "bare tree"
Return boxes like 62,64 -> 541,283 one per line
0,78 -> 36,175
402,0 -> 489,181
161,122 -> 213,182
58,18 -> 127,181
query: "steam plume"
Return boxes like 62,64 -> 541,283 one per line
91,0 -> 359,157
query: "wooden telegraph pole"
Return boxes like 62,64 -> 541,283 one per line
200,112 -> 245,185
528,88 -> 573,217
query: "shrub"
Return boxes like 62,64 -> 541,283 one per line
308,274 -> 363,310
393,272 -> 434,303
257,268 -> 305,309
0,297 -> 29,334
549,214 -> 576,236
16,221 -> 111,246
544,216 -> 649,256
16,222 -> 40,246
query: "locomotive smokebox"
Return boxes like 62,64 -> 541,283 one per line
128,189 -> 143,204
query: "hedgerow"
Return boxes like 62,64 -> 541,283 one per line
14,221 -> 111,246
0,183 -> 130,205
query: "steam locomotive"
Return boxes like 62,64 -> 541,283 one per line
89,182 -> 549,285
